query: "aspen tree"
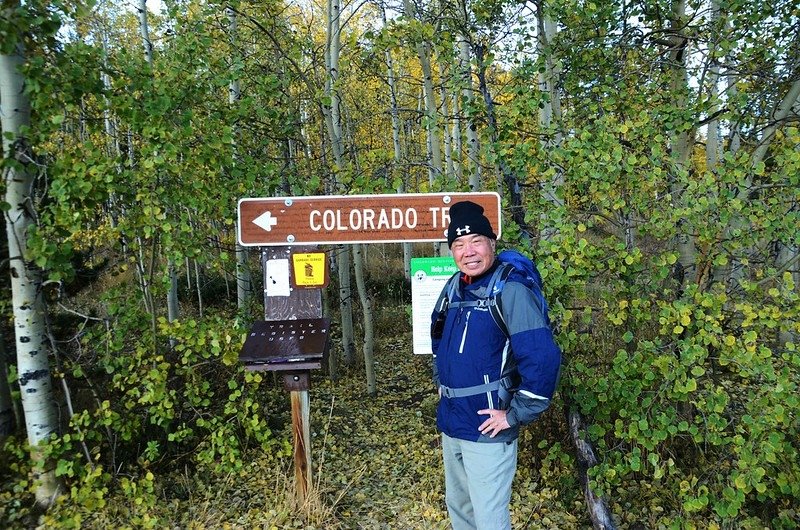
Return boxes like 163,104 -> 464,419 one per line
438,62 -> 456,181
403,0 -> 443,185
666,0 -> 699,286
456,9 -> 480,190
705,0 -> 723,172
1,25 -> 60,507
535,0 -> 565,243
137,0 -> 181,332
380,3 -> 412,279
228,5 -> 252,310
474,43 -> 531,241
325,0 -> 355,366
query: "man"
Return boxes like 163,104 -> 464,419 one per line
431,200 -> 562,530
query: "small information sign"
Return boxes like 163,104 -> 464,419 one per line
411,257 -> 459,355
291,252 -> 329,288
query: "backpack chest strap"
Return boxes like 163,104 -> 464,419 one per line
447,298 -> 494,309
439,376 -> 512,399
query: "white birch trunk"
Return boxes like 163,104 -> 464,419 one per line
715,69 -> 800,287
100,30 -> 119,158
137,0 -> 179,323
752,80 -> 800,336
667,0 -> 698,286
1,43 -> 60,506
325,0 -> 355,364
194,259 -> 203,318
536,6 -> 565,242
404,0 -> 443,185
707,1 -> 728,286
451,89 -> 463,182
300,104 -> 313,160
137,0 -> 153,66
135,236 -> 154,313
458,36 -> 481,191
352,244 -> 376,395
705,0 -> 721,172
228,7 -> 251,310
325,0 -> 345,165
726,67 -> 741,154
167,262 -> 180,327
420,46 -> 443,184
749,79 -> 800,168
438,62 -> 456,180
382,6 -> 412,279
337,246 -> 355,365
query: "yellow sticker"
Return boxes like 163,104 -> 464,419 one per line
292,252 -> 327,286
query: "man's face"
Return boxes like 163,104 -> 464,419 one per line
451,234 -> 496,277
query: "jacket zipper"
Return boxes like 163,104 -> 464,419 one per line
458,311 -> 471,353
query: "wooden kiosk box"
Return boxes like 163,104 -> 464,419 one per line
239,317 -> 330,391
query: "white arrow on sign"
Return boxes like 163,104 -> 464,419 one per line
253,211 -> 279,232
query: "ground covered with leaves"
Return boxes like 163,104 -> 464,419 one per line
96,328 -> 592,529
18,316 -> 591,529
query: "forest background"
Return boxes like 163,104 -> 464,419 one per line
1,0 -> 798,528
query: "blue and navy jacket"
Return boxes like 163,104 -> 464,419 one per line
431,261 -> 562,443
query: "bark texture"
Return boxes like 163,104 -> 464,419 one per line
1,41 -> 61,507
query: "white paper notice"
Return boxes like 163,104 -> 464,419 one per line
265,258 -> 291,297
411,257 -> 458,355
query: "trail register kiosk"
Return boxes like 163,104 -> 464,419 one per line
237,192 -> 500,500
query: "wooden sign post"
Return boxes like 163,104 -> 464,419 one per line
266,246 -> 321,503
238,246 -> 328,502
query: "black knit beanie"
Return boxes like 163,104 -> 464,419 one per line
447,200 -> 497,247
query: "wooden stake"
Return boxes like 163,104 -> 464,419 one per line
291,389 -> 311,502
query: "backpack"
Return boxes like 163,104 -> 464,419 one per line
437,249 -> 551,336
432,249 -> 557,406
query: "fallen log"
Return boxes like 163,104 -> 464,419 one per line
569,408 -> 617,529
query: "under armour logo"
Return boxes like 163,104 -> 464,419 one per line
455,225 -> 470,236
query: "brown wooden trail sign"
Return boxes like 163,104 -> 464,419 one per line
238,192 -> 502,246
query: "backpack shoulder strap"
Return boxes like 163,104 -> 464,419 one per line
434,271 -> 461,313
487,263 -> 514,338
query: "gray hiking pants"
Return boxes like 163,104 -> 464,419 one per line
441,433 -> 518,530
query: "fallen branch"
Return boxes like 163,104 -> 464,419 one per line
569,408 -> 617,529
